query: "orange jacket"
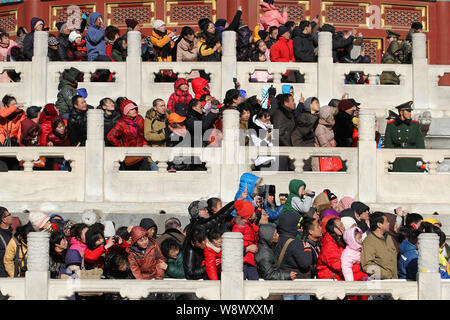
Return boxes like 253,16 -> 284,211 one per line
0,105 -> 26,145
150,30 -> 174,62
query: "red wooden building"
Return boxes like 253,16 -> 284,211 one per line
0,0 -> 448,64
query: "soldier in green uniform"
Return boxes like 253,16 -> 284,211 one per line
384,101 -> 425,172
402,22 -> 423,64
380,30 -> 402,84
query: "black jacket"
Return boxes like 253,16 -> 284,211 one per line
23,18 -> 45,61
292,28 -> 317,62
255,224 -> 291,280
274,211 -> 315,278
332,34 -> 355,63
333,110 -> 354,147
68,107 -> 91,146
58,33 -> 71,61
272,104 -> 296,146
182,242 -> 207,280
291,111 -> 319,147
185,109 -> 218,147
0,228 -> 12,277
103,110 -> 121,146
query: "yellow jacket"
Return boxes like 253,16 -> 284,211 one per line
4,237 -> 27,277
150,30 -> 174,62
197,36 -> 221,58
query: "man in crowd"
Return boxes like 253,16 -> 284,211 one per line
0,207 -> 13,278
68,95 -> 89,146
265,26 -> 278,49
292,20 -> 317,62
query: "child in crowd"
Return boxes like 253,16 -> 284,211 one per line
167,78 -> 192,113
69,223 -> 89,257
60,249 -> 83,279
204,228 -> 222,280
341,227 -> 368,281
232,200 -> 259,280
46,117 -> 70,146
126,226 -> 166,279
160,238 -> 185,279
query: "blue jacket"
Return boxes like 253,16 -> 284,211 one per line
398,240 -> 418,280
264,203 -> 283,222
85,13 -> 106,61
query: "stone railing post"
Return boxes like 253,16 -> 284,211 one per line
417,233 -> 441,300
412,33 -> 429,112
220,109 -> 240,202
25,232 -> 50,300
318,32 -> 333,105
31,31 -> 48,106
221,31 -> 236,101
126,31 -> 142,105
85,109 -> 104,202
221,232 -> 244,300
358,109 -> 377,203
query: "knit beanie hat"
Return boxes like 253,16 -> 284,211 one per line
152,19 -> 165,30
168,112 -> 186,124
48,35 -> 59,46
29,211 -> 50,231
68,31 -> 81,43
125,18 -> 139,30
130,226 -> 148,245
234,200 -> 255,220
341,216 -> 357,230
338,99 -> 354,112
336,197 -> 355,213
65,249 -> 82,266
188,200 -> 208,219
351,201 -> 370,215
321,209 -> 339,219
278,25 -> 289,37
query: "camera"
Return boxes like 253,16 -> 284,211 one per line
268,128 -> 272,133
112,235 -> 119,244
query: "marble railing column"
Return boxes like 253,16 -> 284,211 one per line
31,31 -> 48,106
221,31 -> 236,100
85,109 -> 104,202
25,232 -> 50,300
220,109 -> 240,202
317,32 -> 333,105
126,31 -> 142,105
412,33 -> 429,111
221,232 -> 244,300
417,233 -> 441,300
358,109 -> 377,203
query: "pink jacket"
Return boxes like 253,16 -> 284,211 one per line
69,237 -> 87,256
259,2 -> 288,32
341,227 -> 362,281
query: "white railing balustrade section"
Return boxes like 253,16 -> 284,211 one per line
0,230 -> 444,300
0,31 -> 448,116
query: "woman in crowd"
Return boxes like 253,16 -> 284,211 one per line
49,230 -> 68,279
197,18 -> 221,61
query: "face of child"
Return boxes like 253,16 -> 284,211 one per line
179,84 -> 189,92
75,37 -> 82,45
258,41 -> 267,53
355,230 -> 362,245
211,236 -> 222,248
298,185 -> 305,196
240,110 -> 251,122
137,235 -> 149,249
212,201 -> 222,213
55,122 -> 65,135
1,35 -> 9,45
207,23 -> 215,34
147,227 -> 156,238
56,237 -> 68,251
95,235 -> 105,247
168,248 -> 179,259
334,220 -> 345,237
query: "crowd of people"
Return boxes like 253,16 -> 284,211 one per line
0,175 -> 446,300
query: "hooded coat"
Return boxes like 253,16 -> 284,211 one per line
255,224 -> 292,280
55,67 -> 82,114
384,212 -> 400,253
259,2 -> 288,32
19,118 -> 41,146
167,78 -> 193,113
39,103 -> 59,146
46,118 -> 70,146
0,105 -> 26,145
191,77 -> 211,100
234,173 -> 259,202
292,27 -> 317,62
204,239 -> 222,280
312,191 -> 332,215
316,232 -> 345,280
126,226 -> 165,280
341,227 -> 368,281
85,13 -> 106,61
103,110 -> 121,146
22,17 -> 44,61
291,99 -> 319,147
270,37 -> 295,62
107,100 -> 146,147
398,239 -> 418,280
280,179 -> 312,216
275,210 -> 318,278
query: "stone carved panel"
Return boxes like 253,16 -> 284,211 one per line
0,10 -> 17,35
106,2 -> 155,28
166,1 -> 216,27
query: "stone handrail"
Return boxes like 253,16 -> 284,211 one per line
0,230 -> 442,300
0,31 -> 448,118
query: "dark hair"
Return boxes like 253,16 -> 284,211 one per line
188,98 -> 201,110
207,227 -> 222,242
184,223 -> 206,249
17,26 -> 27,37
256,108 -> 270,120
269,26 -> 278,34
405,213 -> 423,227
207,198 -> 221,214
165,217 -> 182,231
199,94 -> 211,102
411,22 -> 423,31
369,212 -> 386,231
2,94 -> 16,107
103,252 -> 132,279
52,118 -> 65,131
0,206 -> 8,220
325,218 -> 345,247
9,46 -> 26,61
105,25 -> 120,41
70,223 -> 89,240
72,94 -> 83,107
116,226 -> 130,241
152,98 -> 164,107
160,238 -> 181,259
224,89 -> 240,105
301,217 -> 317,240
115,97 -> 128,109
418,221 -> 434,233
180,26 -> 194,39
285,21 -> 295,29
433,225 -> 446,247
407,229 -> 421,246
99,97 -> 115,109
299,20 -> 310,32
15,221 -> 34,243
397,225 -> 413,244
0,32 -> 9,40
279,93 -> 292,107
238,103 -> 251,116
85,223 -> 105,250
49,230 -> 66,253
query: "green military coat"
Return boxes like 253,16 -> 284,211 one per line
384,118 -> 425,172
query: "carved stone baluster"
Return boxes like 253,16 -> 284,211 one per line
427,161 -> 438,174
158,161 -> 168,173
25,232 -> 50,300
273,72 -> 283,84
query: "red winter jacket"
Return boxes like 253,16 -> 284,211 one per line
167,78 -> 192,113
317,233 -> 345,280
191,77 -> 211,100
232,220 -> 258,267
38,103 -> 59,146
84,241 -> 129,269
270,37 -> 295,62
204,241 -> 222,280
107,101 -> 147,147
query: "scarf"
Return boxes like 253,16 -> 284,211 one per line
123,116 -> 140,139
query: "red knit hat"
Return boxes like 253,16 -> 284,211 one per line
130,226 -> 147,245
337,99 -> 353,112
234,200 -> 255,220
